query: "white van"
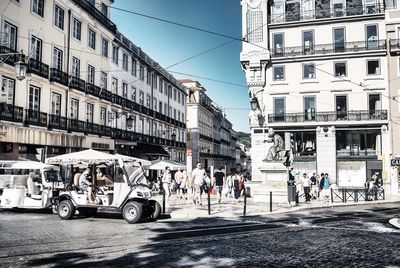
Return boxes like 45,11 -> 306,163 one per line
0,161 -> 63,211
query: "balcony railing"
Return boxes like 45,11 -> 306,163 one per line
271,40 -> 386,58
0,46 -> 17,66
25,109 -> 47,127
68,119 -> 85,132
268,110 -> 388,123
69,76 -> 86,93
100,89 -> 112,102
111,94 -> 123,106
99,125 -> 112,137
268,4 -> 384,24
48,114 -> 67,130
70,0 -> 116,33
86,122 -> 100,135
0,103 -> 23,122
27,58 -> 49,79
49,68 -> 69,87
86,83 -> 100,97
389,39 -> 400,54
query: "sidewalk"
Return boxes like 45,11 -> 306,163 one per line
159,193 -> 400,220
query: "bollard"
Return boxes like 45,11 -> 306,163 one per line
269,191 -> 272,212
207,190 -> 211,215
331,188 -> 334,203
383,188 -> 385,200
162,187 -> 166,215
355,189 -> 358,202
243,191 -> 247,217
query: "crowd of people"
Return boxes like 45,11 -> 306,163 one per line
156,162 -> 248,207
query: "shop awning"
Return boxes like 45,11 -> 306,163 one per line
136,143 -> 169,157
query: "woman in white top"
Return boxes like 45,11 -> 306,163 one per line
162,166 -> 172,202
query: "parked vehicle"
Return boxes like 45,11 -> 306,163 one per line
0,161 -> 62,211
46,150 -> 161,224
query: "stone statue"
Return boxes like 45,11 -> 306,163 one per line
265,129 -> 285,161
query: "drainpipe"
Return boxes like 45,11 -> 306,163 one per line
65,10 -> 71,132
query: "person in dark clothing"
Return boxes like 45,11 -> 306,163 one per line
213,167 -> 225,203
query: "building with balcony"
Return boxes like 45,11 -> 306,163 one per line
0,0 -> 186,162
181,79 -> 236,173
240,0 -> 398,197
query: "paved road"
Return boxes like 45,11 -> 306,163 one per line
1,203 -> 400,267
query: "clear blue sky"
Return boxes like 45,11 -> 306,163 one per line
111,0 -> 249,133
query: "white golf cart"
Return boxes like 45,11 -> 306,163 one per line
0,161 -> 62,211
46,149 -> 161,224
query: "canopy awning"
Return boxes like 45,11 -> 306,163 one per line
148,159 -> 186,171
136,143 -> 169,157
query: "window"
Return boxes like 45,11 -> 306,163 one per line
131,58 -> 137,76
246,10 -> 263,43
302,30 -> 314,54
271,0 -> 284,22
159,78 -> 163,93
273,66 -> 285,80
112,46 -> 118,64
140,65 -> 144,81
122,53 -> 128,71
334,62 -> 347,77
131,87 -> 136,102
153,98 -> 157,111
100,107 -> 106,125
174,88 -> 177,101
336,95 -> 347,120
146,94 -> 150,107
32,0 -> 44,17
88,28 -> 96,50
1,77 -> 15,105
54,5 -> 64,30
365,0 -> 377,13
174,109 -> 177,119
164,103 -> 168,115
332,0 -> 345,17
366,24 -> 378,50
333,27 -> 345,53
367,60 -> 380,75
87,65 -> 95,84
164,82 -> 168,95
28,85 -> 40,111
122,82 -> 128,98
101,3 -> 108,17
71,57 -> 80,78
159,101 -> 163,113
86,103 -> 94,123
272,33 -> 284,56
178,110 -> 181,121
31,35 -> 42,61
112,77 -> 118,93
101,38 -> 108,57
304,96 -> 315,121
53,47 -> 63,70
3,21 -> 17,50
303,63 -> 315,79
273,97 -> 285,121
168,85 -> 172,98
72,18 -> 81,40
146,68 -> 151,85
178,92 -> 181,103
368,94 -> 381,113
100,71 -> 107,89
70,98 -> 79,120
51,92 -> 61,116
139,91 -> 144,105
182,112 -> 185,122
153,74 -> 157,88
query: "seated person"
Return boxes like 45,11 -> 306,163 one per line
27,172 -> 42,197
79,168 -> 96,203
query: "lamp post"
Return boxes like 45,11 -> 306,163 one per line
0,50 -> 27,81
126,115 -> 134,130
170,131 -> 176,161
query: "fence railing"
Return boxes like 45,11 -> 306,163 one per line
330,187 -> 384,203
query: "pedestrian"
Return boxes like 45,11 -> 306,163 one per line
162,166 -> 172,204
174,168 -> 184,199
213,166 -> 225,203
301,173 -> 311,202
181,170 -> 189,200
232,171 -> 242,203
191,162 -> 206,206
310,172 -> 319,200
225,172 -> 233,198
319,173 -> 331,203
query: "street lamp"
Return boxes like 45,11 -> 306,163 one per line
126,115 -> 134,130
171,131 -> 176,141
15,52 -> 27,81
250,96 -> 259,111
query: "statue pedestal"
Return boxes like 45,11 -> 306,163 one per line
247,162 -> 289,203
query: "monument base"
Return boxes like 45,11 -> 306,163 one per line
247,162 -> 289,203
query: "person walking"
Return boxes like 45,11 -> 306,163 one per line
213,166 -> 225,203
310,173 -> 319,200
232,171 -> 242,203
191,162 -> 206,206
162,167 -> 172,204
174,168 -> 184,199
319,173 -> 332,203
301,173 -> 312,202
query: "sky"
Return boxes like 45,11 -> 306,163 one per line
111,0 -> 249,133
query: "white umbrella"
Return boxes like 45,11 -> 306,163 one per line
0,161 -> 58,170
148,159 -> 186,171
113,153 -> 151,166
45,149 -> 118,165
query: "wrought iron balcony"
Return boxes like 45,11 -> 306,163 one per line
25,109 -> 47,127
99,125 -> 112,137
100,89 -> 112,102
271,40 -> 386,58
268,4 -> 384,24
389,39 -> 400,54
111,94 -> 123,106
268,110 -> 388,123
0,103 -> 23,122
48,114 -> 67,130
86,83 -> 100,97
86,122 -> 100,135
70,0 -> 116,34
27,58 -> 49,79
0,46 -> 17,66
69,76 -> 86,93
68,119 -> 85,132
49,68 -> 69,87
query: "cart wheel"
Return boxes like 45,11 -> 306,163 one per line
122,201 -> 143,224
150,200 -> 161,219
58,200 -> 75,220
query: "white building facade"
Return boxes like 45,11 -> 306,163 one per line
0,0 -> 186,162
240,0 -> 399,197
